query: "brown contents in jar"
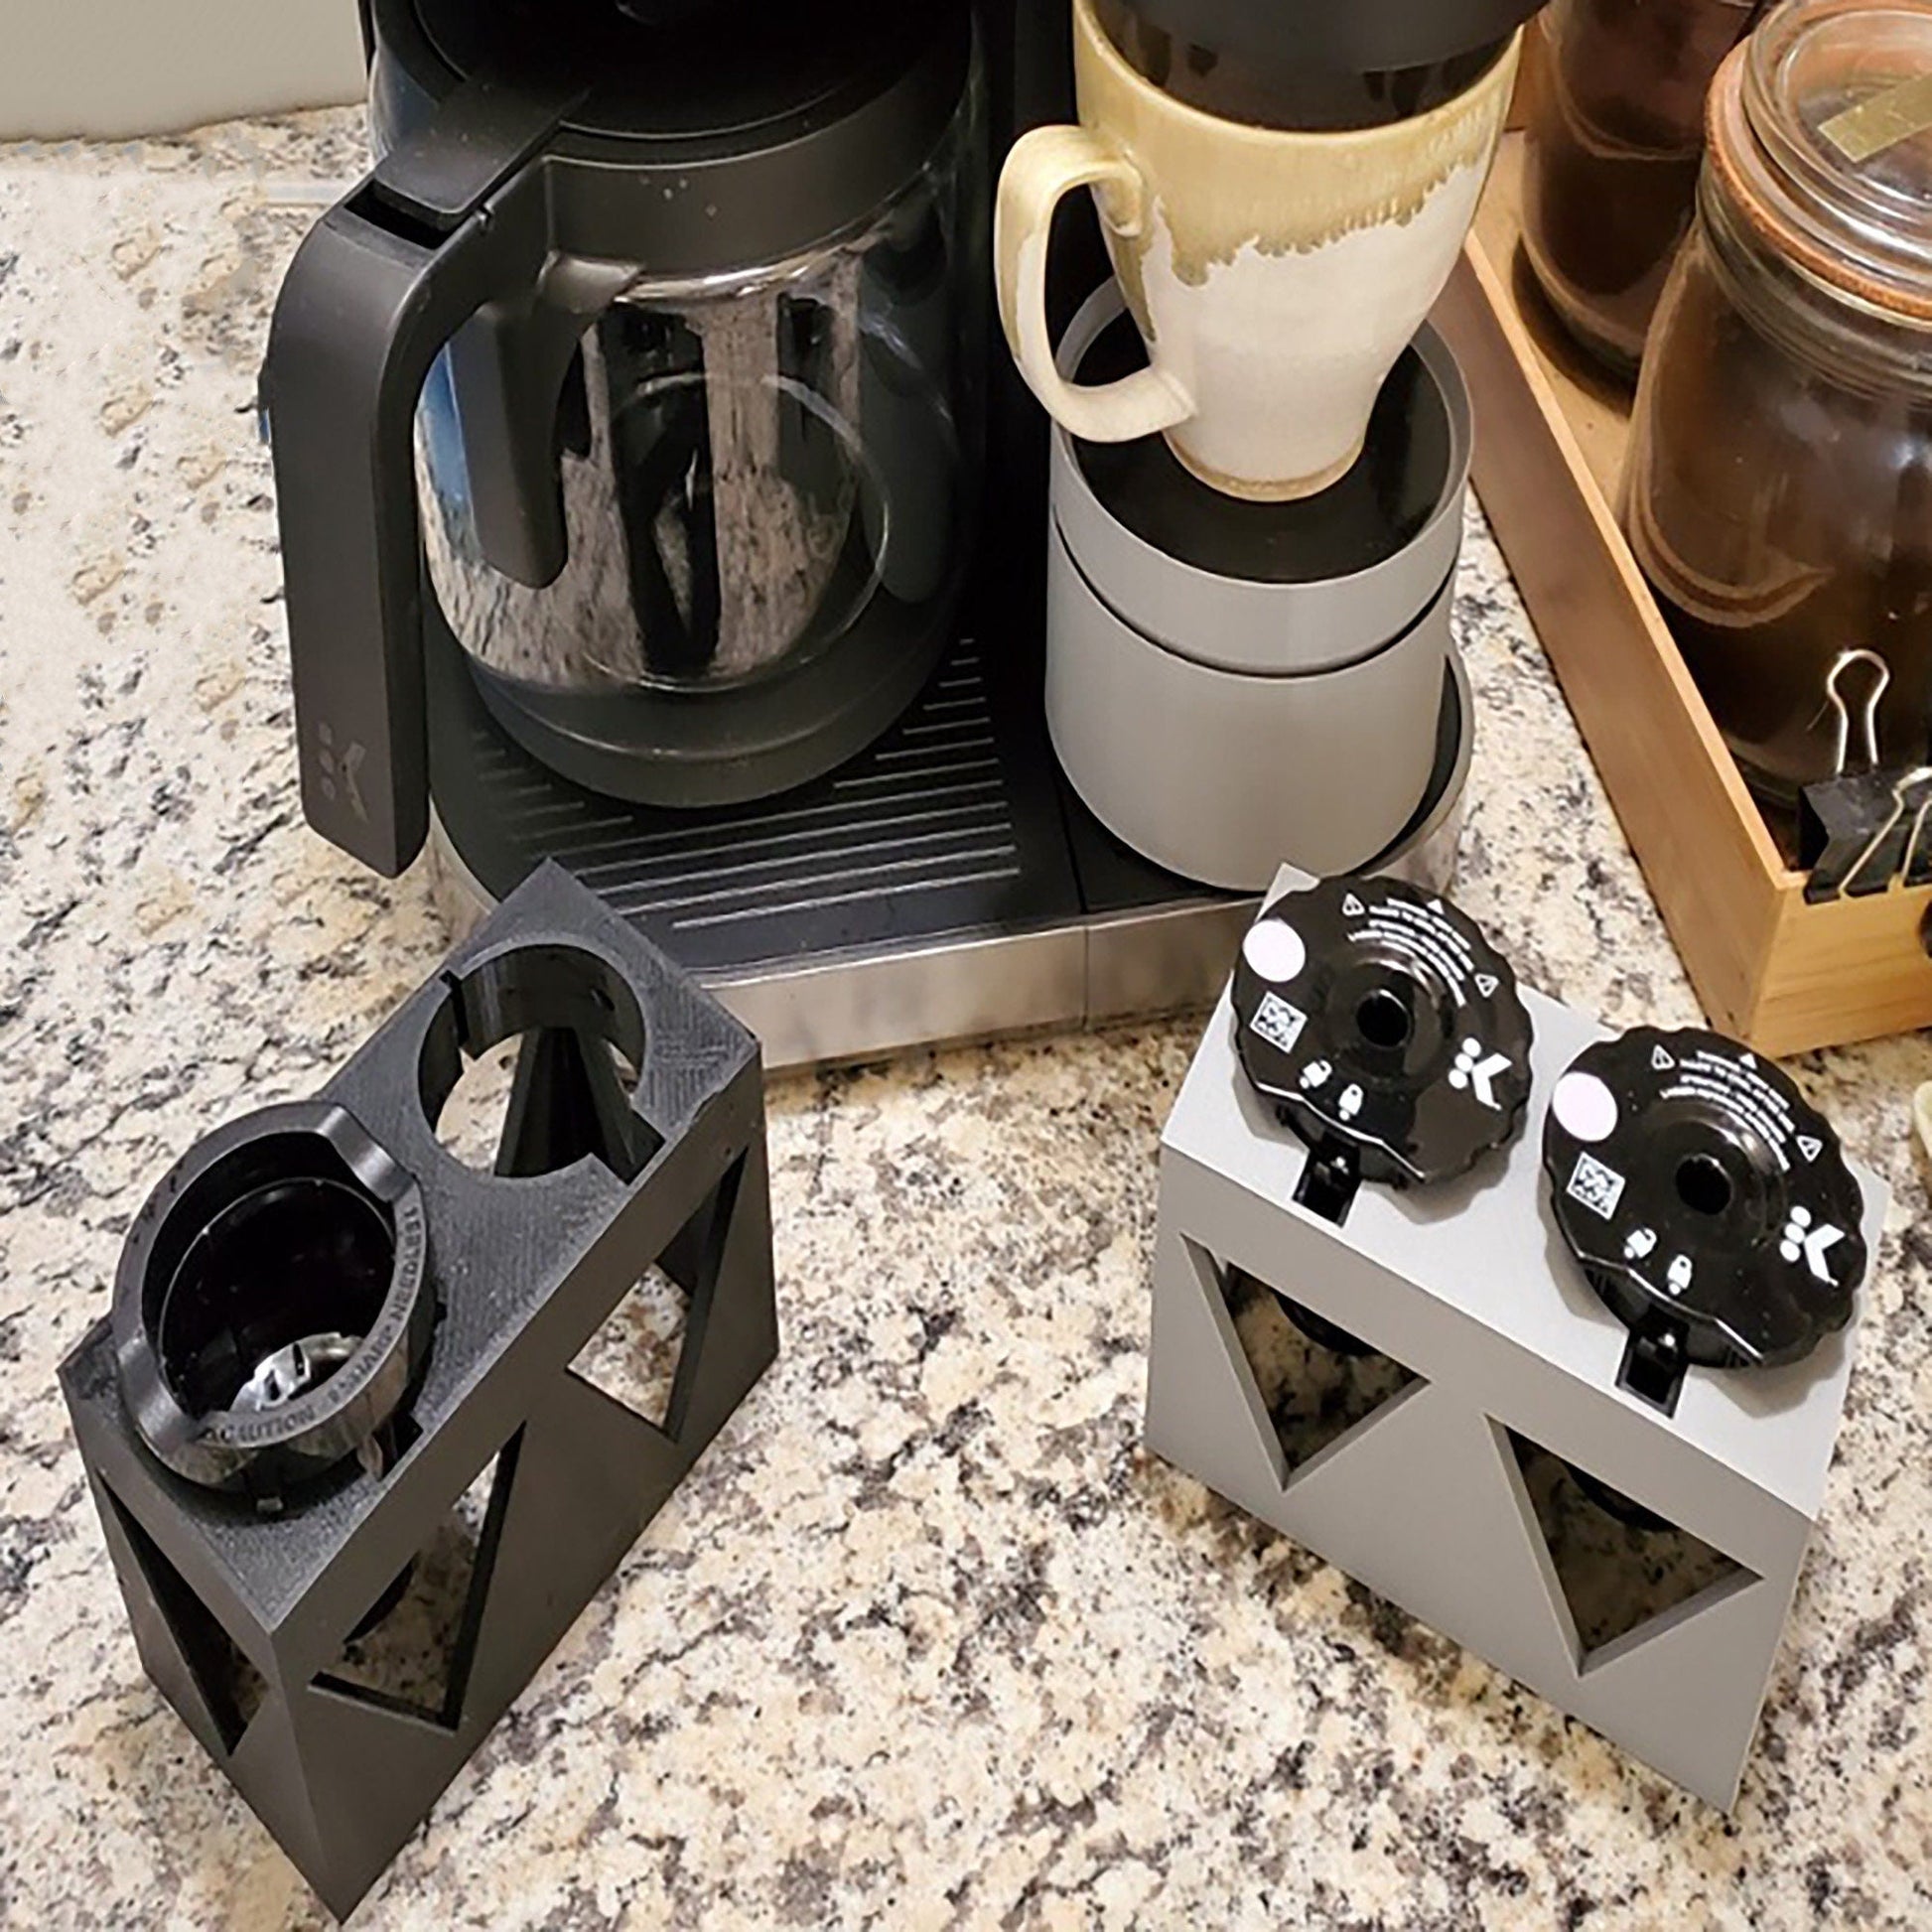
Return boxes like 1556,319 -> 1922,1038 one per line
1523,0 -> 1766,372
1624,237 -> 1932,802
1623,5 -> 1932,808
1090,0 -> 1510,131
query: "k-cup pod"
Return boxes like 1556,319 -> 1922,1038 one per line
1545,1026 -> 1868,1414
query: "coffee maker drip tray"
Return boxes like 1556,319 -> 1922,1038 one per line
427,611 -> 1471,1072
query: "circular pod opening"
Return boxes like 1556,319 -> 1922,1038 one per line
1355,987 -> 1416,1052
1674,1153 -> 1735,1222
1542,1027 -> 1869,1414
115,1107 -> 430,1495
152,1148 -> 397,1420
418,944 -> 658,1180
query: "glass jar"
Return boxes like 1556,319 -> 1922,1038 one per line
1523,0 -> 1767,374
1623,0 -> 1932,802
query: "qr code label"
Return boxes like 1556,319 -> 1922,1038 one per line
1250,993 -> 1309,1055
1567,1153 -> 1627,1221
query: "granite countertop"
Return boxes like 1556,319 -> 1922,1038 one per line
2,112 -> 1929,1931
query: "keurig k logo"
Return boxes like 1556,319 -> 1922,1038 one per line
315,721 -> 369,822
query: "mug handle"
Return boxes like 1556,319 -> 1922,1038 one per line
995,126 -> 1193,445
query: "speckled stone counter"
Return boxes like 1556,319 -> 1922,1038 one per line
1,112 -> 1928,1931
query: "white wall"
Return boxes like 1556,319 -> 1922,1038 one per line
0,0 -> 366,139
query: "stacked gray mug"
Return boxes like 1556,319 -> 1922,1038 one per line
1044,284 -> 1476,891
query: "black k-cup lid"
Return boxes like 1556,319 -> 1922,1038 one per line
1233,878 -> 1535,1189
1544,1029 -> 1867,1385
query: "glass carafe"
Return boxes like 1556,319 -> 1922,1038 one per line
408,114 -> 983,800
389,35 -> 986,805
264,0 -> 985,876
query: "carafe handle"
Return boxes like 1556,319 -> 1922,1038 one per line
263,78 -> 580,876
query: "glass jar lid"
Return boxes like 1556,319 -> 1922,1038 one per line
1712,0 -> 1932,321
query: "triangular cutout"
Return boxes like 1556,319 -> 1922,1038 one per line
1504,1431 -> 1756,1662
567,1156 -> 743,1443
314,1431 -> 522,1730
104,1487 -> 268,1754
568,1265 -> 688,1437
1214,1259 -> 1423,1482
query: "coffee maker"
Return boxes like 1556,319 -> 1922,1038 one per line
266,0 -> 1544,1071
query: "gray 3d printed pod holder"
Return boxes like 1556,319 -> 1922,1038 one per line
1147,867 -> 1887,1810
60,864 -> 777,1916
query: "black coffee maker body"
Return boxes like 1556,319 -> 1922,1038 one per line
265,0 -> 1537,882
266,0 -> 1013,877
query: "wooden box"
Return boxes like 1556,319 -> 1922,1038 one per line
1435,134 -> 1932,1057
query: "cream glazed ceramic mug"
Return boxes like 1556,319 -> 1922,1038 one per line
996,0 -> 1520,500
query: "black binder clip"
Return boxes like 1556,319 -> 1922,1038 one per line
1798,649 -> 1932,902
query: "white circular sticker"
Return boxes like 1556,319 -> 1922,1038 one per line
1552,1071 -> 1619,1145
1242,919 -> 1307,986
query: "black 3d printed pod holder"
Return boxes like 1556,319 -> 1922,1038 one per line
60,864 -> 777,1917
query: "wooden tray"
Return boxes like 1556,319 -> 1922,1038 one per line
1435,132 -> 1932,1058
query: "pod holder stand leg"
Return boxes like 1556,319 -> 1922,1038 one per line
1148,868 -> 1887,1811
60,863 -> 777,1917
